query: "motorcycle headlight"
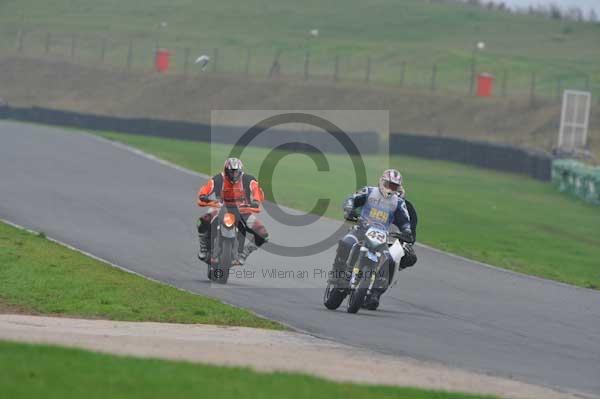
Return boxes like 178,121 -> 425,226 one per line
366,237 -> 382,250
365,236 -> 375,247
223,212 -> 236,228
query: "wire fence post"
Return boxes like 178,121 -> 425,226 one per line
70,34 -> 76,60
16,14 -> 25,53
469,58 -> 476,95
245,48 -> 251,77
430,63 -> 437,92
303,50 -> 310,80
17,29 -> 24,53
501,70 -> 508,97
45,32 -> 51,54
556,77 -> 562,102
127,39 -> 133,71
268,49 -> 281,78
529,72 -> 536,107
183,47 -> 190,76
585,74 -> 591,91
100,37 -> 107,64
333,55 -> 339,83
400,61 -> 406,87
212,48 -> 218,72
365,55 -> 371,83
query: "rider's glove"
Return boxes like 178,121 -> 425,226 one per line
342,198 -> 359,221
344,209 -> 358,221
198,195 -> 210,203
249,200 -> 260,209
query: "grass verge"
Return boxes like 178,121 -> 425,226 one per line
99,131 -> 600,289
0,220 -> 282,329
0,340 -> 497,399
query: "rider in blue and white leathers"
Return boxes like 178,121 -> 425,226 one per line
330,169 -> 417,309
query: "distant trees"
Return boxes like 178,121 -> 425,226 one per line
565,7 -> 584,22
455,0 -> 599,24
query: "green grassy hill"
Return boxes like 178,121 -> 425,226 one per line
0,0 -> 599,96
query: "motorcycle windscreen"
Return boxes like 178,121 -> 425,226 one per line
388,240 -> 405,266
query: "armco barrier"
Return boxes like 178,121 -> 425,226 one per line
0,105 -> 552,180
0,106 -> 380,155
389,133 -> 552,181
552,159 -> 600,205
0,105 -> 209,141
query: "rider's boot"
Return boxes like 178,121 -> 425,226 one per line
233,243 -> 257,266
197,232 -> 210,261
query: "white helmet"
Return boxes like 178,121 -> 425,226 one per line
379,169 -> 402,198
223,157 -> 244,183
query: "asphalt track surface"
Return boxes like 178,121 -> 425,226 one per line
1,121 -> 599,396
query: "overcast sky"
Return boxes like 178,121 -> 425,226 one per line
501,0 -> 599,14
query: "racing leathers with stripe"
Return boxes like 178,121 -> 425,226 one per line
197,173 -> 268,262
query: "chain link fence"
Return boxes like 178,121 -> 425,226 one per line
1,26 -> 598,103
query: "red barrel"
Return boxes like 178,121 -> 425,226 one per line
154,48 -> 170,73
476,73 -> 494,97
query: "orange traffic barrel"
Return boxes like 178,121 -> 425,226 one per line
155,48 -> 170,73
477,73 -> 494,97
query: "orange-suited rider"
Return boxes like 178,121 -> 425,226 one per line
197,157 -> 269,265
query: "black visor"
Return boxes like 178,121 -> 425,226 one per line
225,168 -> 242,182
383,181 -> 400,191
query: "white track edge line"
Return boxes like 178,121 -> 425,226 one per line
0,217 -> 305,333
5,120 -> 596,294
0,217 -> 588,399
414,242 -> 599,293
86,131 -> 599,294
87,133 -> 210,179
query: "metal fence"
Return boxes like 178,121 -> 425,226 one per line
1,27 -> 598,103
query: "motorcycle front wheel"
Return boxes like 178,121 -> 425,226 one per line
347,267 -> 373,314
211,238 -> 233,284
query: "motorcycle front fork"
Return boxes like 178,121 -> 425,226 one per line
349,249 -> 384,294
211,227 -> 243,262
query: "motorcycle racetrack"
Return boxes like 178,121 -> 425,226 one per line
1,121 -> 599,397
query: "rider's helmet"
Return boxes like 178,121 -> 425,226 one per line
223,157 -> 244,183
378,169 -> 402,199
